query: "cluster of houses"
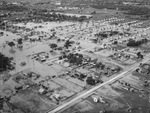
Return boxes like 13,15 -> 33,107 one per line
109,52 -> 133,62
136,63 -> 150,76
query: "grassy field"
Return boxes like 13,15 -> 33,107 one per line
112,87 -> 150,113
10,89 -> 56,113
132,71 -> 150,80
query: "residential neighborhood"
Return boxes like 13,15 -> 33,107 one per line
0,0 -> 150,113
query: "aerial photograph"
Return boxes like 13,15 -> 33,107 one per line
0,0 -> 150,113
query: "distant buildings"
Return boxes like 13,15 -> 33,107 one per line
57,7 -> 79,10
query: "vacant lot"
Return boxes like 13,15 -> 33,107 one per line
10,89 -> 56,113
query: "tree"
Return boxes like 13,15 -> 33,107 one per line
76,57 -> 83,65
80,74 -> 87,79
8,41 -> 15,49
101,64 -> 105,70
91,11 -> 97,14
95,62 -> 102,69
0,53 -> 12,72
0,97 -> 4,110
86,76 -> 96,86
50,43 -> 57,49
8,41 -> 15,53
113,41 -> 118,45
17,38 -> 23,45
0,31 -> 4,36
127,38 -> 148,47
66,53 -> 83,65
17,38 -> 23,50
137,52 -> 143,59
64,40 -> 72,49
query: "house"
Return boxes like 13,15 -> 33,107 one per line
139,63 -> 150,74
91,95 -> 105,103
39,88 -> 45,94
91,95 -> 99,103
54,93 -> 60,101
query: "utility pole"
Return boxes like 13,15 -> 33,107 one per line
32,52 -> 35,68
14,52 -> 16,72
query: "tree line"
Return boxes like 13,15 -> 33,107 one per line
127,38 -> 148,47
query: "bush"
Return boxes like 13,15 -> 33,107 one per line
127,38 -> 148,47
0,53 -> 12,72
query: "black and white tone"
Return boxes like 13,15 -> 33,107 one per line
0,0 -> 150,113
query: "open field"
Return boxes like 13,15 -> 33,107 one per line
10,89 -> 56,113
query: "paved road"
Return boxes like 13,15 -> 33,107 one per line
49,58 -> 149,113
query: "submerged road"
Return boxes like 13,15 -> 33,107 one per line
49,58 -> 150,113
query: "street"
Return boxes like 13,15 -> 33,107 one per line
49,58 -> 149,113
